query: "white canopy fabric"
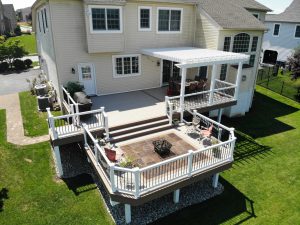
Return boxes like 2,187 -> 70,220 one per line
141,47 -> 249,68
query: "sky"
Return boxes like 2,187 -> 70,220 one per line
1,0 -> 294,12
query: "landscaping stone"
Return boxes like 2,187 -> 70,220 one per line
60,143 -> 224,225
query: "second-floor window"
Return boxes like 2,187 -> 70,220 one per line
139,6 -> 151,31
89,6 -> 122,33
157,8 -> 182,33
295,25 -> 300,38
273,24 -> 280,36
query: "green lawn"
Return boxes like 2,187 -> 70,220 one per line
152,86 -> 300,225
0,109 -> 114,225
9,34 -> 37,55
19,91 -> 61,137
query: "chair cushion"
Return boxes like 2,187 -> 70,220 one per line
104,148 -> 116,162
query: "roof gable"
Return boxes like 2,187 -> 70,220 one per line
266,0 -> 300,23
198,0 -> 267,30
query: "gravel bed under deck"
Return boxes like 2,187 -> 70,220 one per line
59,143 -> 224,225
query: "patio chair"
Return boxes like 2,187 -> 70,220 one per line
186,116 -> 201,135
199,124 -> 213,139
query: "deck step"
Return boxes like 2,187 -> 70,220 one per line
109,116 -> 168,132
109,124 -> 173,144
109,119 -> 169,137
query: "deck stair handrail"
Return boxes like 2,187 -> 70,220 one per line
61,86 -> 79,116
165,96 -> 174,125
82,112 -> 236,199
47,107 -> 109,140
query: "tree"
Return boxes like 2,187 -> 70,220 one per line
287,46 -> 300,80
0,40 -> 28,68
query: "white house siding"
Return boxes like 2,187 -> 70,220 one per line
49,0 -> 196,96
262,22 -> 300,62
194,7 -> 219,49
217,30 -> 264,117
34,3 -> 60,98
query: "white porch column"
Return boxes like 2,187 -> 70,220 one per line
234,62 -> 243,100
173,189 -> 180,203
125,204 -> 131,224
212,173 -> 220,188
209,64 -> 218,105
179,67 -> 187,122
53,146 -> 63,177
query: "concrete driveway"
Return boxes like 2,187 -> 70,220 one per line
0,69 -> 41,96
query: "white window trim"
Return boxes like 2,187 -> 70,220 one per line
138,6 -> 152,31
252,13 -> 260,20
294,24 -> 300,39
88,5 -> 123,34
112,54 -> 141,78
156,7 -> 183,34
273,23 -> 281,37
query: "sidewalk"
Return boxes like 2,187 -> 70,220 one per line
0,93 -> 49,145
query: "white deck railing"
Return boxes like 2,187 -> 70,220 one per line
62,86 -> 79,115
82,112 -> 236,199
47,108 -> 109,140
165,80 -> 236,118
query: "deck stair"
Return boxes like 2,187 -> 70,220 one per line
108,116 -> 173,143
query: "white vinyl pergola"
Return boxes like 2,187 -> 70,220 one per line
142,47 -> 250,121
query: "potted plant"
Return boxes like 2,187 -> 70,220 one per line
211,138 -> 221,159
119,156 -> 135,168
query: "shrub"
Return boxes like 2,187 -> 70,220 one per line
65,81 -> 84,97
0,36 -> 5,44
24,59 -> 33,68
13,59 -> 25,70
0,62 -> 9,72
14,26 -> 22,36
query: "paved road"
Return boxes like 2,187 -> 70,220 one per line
0,69 -> 41,96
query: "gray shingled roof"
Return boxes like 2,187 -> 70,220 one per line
198,0 -> 268,30
229,0 -> 271,12
265,0 -> 300,23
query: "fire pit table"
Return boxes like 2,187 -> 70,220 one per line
153,139 -> 172,156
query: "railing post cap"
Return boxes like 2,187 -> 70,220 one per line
133,167 -> 139,171
93,139 -> 99,144
82,123 -> 87,127
188,150 -> 194,154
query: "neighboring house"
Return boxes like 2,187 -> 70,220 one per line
0,0 -> 17,34
262,0 -> 300,63
16,7 -> 32,22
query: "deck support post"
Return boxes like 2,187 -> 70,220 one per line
217,108 -> 223,123
124,204 -> 131,224
53,146 -> 63,177
209,64 -> 218,105
179,67 -> 187,122
212,173 -> 219,188
173,189 -> 180,203
110,199 -> 119,206
234,62 -> 243,100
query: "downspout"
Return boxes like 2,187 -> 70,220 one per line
250,31 -> 264,108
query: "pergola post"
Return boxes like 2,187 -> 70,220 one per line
209,64 -> 218,105
179,67 -> 187,122
234,62 -> 243,100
